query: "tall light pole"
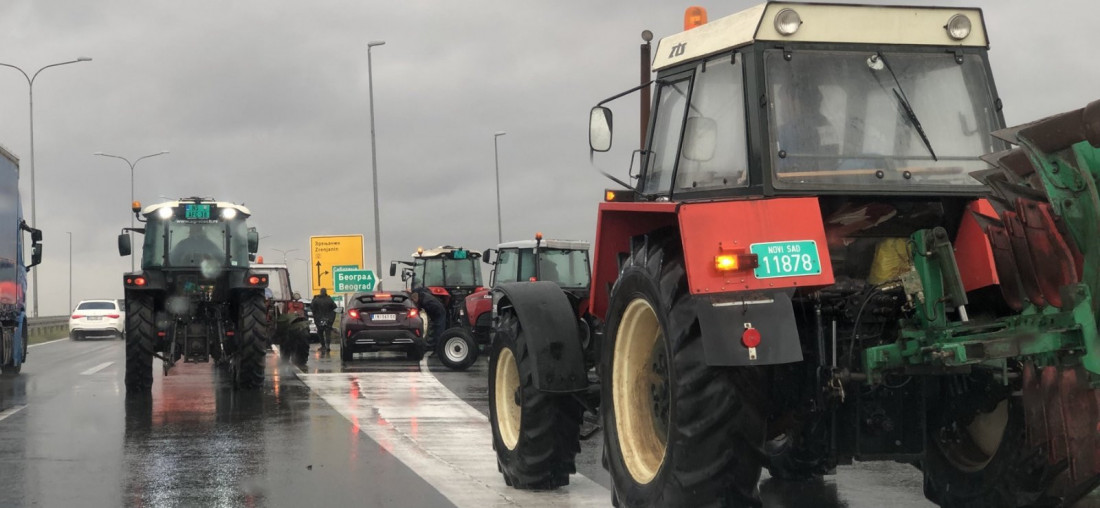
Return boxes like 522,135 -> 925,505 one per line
93,151 -> 170,271
66,231 -> 72,313
0,56 -> 93,316
272,248 -> 298,265
293,257 -> 310,297
367,40 -> 386,284
493,131 -> 506,244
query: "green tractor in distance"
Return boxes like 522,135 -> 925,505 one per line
118,197 -> 270,392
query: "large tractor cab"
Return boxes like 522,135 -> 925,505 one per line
118,197 -> 270,392
389,245 -> 484,369
467,234 -> 593,352
488,3 -> 1100,507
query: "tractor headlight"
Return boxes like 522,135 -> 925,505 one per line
774,8 -> 801,36
945,14 -> 971,40
220,207 -> 237,219
157,207 -> 174,219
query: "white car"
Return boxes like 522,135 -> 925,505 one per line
69,300 -> 125,340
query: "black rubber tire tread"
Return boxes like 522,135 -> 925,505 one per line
489,310 -> 583,490
125,293 -> 156,392
437,327 -> 479,371
406,345 -> 425,361
601,232 -> 767,508
234,293 -> 268,390
922,393 -> 1064,508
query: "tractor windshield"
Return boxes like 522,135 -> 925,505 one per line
142,217 -> 250,271
537,249 -> 590,288
765,49 -> 1001,190
414,258 -> 483,288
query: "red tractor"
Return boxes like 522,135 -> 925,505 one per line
486,4 -> 1100,508
389,245 -> 483,369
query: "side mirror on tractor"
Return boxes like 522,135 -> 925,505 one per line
389,262 -> 397,277
118,233 -> 132,257
589,106 -> 613,152
31,229 -> 42,243
247,230 -> 259,254
482,249 -> 495,264
29,244 -> 42,269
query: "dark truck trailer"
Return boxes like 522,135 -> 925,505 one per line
0,144 -> 42,375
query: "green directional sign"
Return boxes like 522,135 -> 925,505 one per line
334,269 -> 376,293
333,264 -> 359,273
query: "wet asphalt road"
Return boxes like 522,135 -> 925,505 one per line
0,337 -> 1096,507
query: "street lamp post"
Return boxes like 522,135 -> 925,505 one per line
66,231 -> 72,313
93,151 -> 170,271
367,40 -> 386,285
493,131 -> 506,244
272,248 -> 298,265
0,56 -> 93,316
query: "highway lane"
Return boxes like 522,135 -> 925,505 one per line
0,338 -> 452,507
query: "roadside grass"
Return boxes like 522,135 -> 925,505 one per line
29,328 -> 68,345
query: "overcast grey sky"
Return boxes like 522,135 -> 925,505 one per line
2,1 -> 1097,316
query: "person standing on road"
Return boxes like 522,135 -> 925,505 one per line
311,288 -> 338,353
410,288 -> 447,349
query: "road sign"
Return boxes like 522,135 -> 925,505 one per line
333,264 -> 358,273
334,270 -> 376,293
309,235 -> 365,295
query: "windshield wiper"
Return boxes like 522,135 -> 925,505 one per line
877,52 -> 938,161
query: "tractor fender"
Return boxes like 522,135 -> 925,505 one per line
493,281 -> 587,393
694,289 -> 804,366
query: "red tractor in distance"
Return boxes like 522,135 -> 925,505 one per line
466,234 -> 595,360
390,245 -> 483,370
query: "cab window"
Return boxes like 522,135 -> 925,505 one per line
495,249 -> 519,284
674,54 -> 749,192
642,75 -> 691,195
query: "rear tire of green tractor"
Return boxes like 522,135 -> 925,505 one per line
922,388 -> 1061,507
437,327 -> 478,371
601,234 -> 767,508
125,294 -> 156,392
235,293 -> 268,390
489,310 -> 583,489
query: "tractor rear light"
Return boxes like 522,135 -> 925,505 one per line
742,327 -> 761,348
348,309 -> 360,319
134,277 -> 147,286
407,308 -> 419,319
684,6 -> 707,30
945,14 -> 971,40
106,314 -> 120,319
605,189 -> 637,202
220,207 -> 237,219
248,276 -> 260,285
156,207 -> 174,219
529,277 -> 537,282
71,314 -> 84,320
715,251 -> 759,272
774,8 -> 802,36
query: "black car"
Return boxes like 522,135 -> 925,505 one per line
340,291 -> 426,361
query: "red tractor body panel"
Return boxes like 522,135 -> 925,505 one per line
465,287 -> 492,327
955,199 -> 1001,293
591,198 -> 836,318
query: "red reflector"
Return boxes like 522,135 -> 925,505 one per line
157,331 -> 166,337
134,277 -> 147,286
106,314 -> 120,319
226,331 -> 235,336
348,309 -> 360,319
248,276 -> 260,285
407,308 -> 419,319
71,314 -> 84,319
415,328 -> 421,337
742,327 -> 761,348
125,278 -> 132,284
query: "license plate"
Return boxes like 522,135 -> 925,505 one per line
750,240 -> 822,279
371,314 -> 397,322
87,316 -> 102,321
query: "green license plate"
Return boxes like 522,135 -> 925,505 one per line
184,204 -> 211,220
750,240 -> 822,279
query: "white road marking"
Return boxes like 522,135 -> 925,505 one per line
0,405 -> 26,422
80,361 -> 114,375
28,338 -> 67,348
296,366 -> 610,508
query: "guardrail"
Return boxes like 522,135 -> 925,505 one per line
27,315 -> 69,341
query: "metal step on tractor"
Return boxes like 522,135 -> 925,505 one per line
485,3 -> 1100,507
118,197 -> 271,393
389,245 -> 484,370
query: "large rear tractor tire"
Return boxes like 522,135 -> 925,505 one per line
437,327 -> 478,371
234,293 -> 268,389
125,294 -> 156,392
922,382 -> 1069,508
601,234 -> 767,508
489,310 -> 583,489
